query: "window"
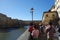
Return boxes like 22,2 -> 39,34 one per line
52,14 -> 55,17
46,14 -> 48,17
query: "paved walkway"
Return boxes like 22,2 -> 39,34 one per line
17,29 -> 30,40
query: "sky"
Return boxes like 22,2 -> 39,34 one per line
0,0 -> 54,20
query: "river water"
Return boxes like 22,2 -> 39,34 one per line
0,26 -> 29,40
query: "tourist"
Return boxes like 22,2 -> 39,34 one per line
28,22 -> 34,40
46,22 -> 56,40
28,22 -> 34,33
56,19 -> 60,40
44,23 -> 51,40
31,24 -> 39,40
39,23 -> 44,33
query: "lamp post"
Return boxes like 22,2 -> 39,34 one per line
30,8 -> 34,21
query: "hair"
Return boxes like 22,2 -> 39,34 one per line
49,22 -> 53,25
34,24 -> 39,29
49,20 -> 53,25
30,22 -> 34,26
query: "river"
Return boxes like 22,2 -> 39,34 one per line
0,26 -> 29,40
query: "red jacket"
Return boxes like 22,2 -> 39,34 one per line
28,26 -> 34,33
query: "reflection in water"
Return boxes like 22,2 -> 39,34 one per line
0,26 -> 28,40
24,26 -> 29,29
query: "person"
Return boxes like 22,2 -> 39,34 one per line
28,22 -> 34,40
28,22 -> 34,33
31,24 -> 39,40
46,22 -> 56,40
56,19 -> 60,40
58,28 -> 60,33
57,19 -> 60,33
44,23 -> 51,40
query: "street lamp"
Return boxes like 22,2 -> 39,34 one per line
30,8 -> 34,21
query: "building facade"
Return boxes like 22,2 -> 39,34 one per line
42,11 -> 59,25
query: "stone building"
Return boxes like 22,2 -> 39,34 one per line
55,0 -> 60,18
42,10 -> 59,25
42,0 -> 60,25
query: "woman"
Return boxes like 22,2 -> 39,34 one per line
31,24 -> 40,40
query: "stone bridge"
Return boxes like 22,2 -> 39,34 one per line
23,20 -> 41,26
